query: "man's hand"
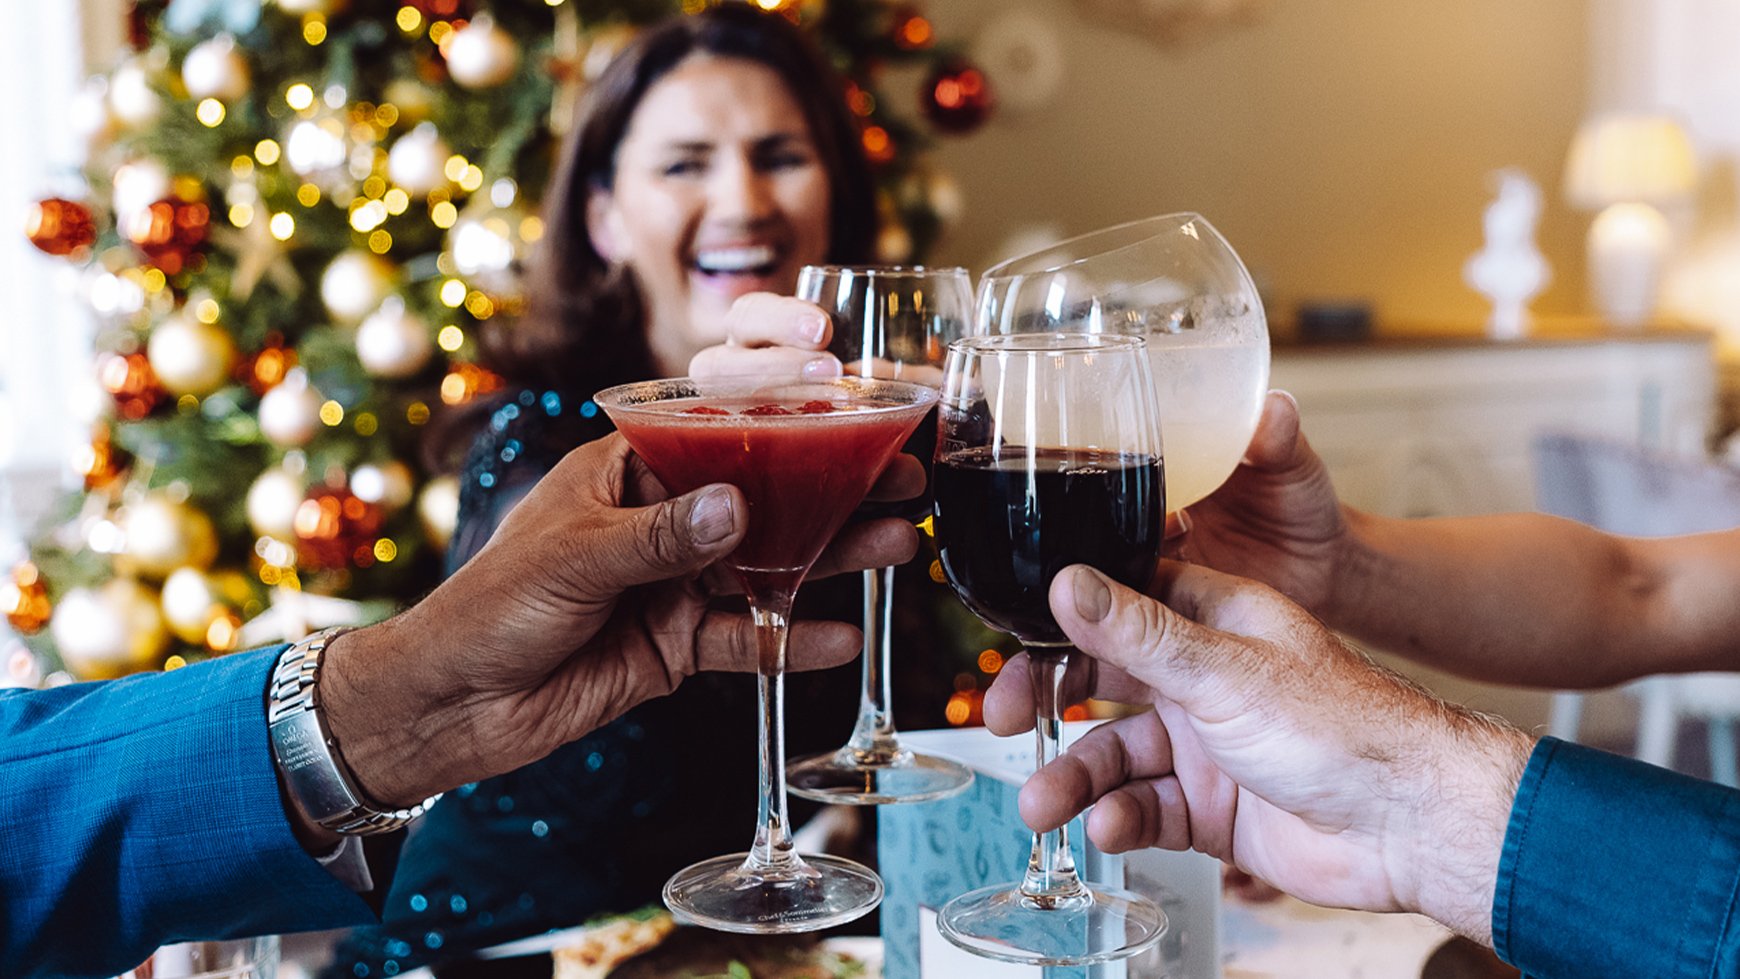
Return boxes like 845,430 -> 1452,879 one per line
1170,391 -> 1349,615
318,434 -> 916,813
984,561 -> 1535,945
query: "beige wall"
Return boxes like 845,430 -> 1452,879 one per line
925,0 -> 1594,337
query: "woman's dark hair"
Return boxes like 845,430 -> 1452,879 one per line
485,3 -> 879,392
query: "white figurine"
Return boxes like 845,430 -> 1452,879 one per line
1464,168 -> 1552,340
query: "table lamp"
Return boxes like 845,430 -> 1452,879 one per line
1563,112 -> 1698,329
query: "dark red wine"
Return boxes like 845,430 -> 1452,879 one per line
854,405 -> 938,524
933,446 -> 1164,645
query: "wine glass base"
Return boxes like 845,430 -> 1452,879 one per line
663,852 -> 883,934
786,747 -> 975,805
937,881 -> 1167,966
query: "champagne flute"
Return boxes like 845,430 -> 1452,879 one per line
977,212 -> 1269,511
931,333 -> 1168,965
786,264 -> 975,805
595,374 -> 936,933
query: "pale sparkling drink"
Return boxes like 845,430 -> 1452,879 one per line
1147,331 -> 1270,510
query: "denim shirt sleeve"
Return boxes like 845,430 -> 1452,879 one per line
1493,736 -> 1740,978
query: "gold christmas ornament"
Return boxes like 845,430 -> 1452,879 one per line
320,250 -> 398,323
355,297 -> 433,378
117,495 -> 221,579
417,475 -> 460,551
180,34 -> 251,102
147,313 -> 238,396
442,14 -> 521,89
258,368 -> 324,447
386,122 -> 451,196
51,579 -> 171,680
247,466 -> 307,538
2,562 -> 52,635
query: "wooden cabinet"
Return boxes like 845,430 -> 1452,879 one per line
1270,329 -> 1718,520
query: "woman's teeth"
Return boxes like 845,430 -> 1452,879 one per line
694,245 -> 778,277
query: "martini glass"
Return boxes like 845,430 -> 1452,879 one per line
786,264 -> 975,805
595,374 -> 937,933
931,333 -> 1168,965
977,212 -> 1269,511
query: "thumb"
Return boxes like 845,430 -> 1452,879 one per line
1242,389 -> 1305,471
568,483 -> 746,599
1047,562 -> 1267,715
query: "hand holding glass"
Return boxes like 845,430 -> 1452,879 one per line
595,374 -> 935,933
931,333 -> 1168,965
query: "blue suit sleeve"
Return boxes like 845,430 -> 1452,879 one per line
0,647 -> 378,978
1493,736 -> 1740,978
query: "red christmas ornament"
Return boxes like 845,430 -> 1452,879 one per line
292,485 -> 386,571
97,350 -> 167,420
25,198 -> 99,257
235,333 -> 298,395
75,425 -> 131,492
406,0 -> 467,16
921,59 -> 994,135
124,196 -> 211,276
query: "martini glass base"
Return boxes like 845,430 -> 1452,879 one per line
663,852 -> 883,934
786,747 -> 974,805
937,881 -> 1167,966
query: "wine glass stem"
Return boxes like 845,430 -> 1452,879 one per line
845,565 -> 900,759
1021,648 -> 1088,907
749,597 -> 802,874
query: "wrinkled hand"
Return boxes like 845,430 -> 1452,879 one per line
324,434 -> 916,809
983,561 -> 1534,944
1170,391 -> 1348,615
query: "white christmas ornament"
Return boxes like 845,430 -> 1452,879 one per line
272,0 -> 343,14
356,297 -> 433,378
181,34 -> 251,102
258,368 -> 324,447
71,78 -> 117,155
320,251 -> 397,323
109,60 -> 163,128
351,461 -> 416,512
284,116 -> 349,181
449,200 -> 527,299
417,476 -> 460,551
147,314 -> 238,397
112,159 -> 172,227
444,15 -> 521,89
247,467 -> 306,538
387,123 -> 452,196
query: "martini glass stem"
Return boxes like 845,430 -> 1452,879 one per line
1021,648 -> 1089,907
845,566 -> 900,760
748,595 -> 803,874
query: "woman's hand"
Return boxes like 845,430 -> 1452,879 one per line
688,292 -> 842,379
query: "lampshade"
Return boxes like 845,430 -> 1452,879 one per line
1563,113 -> 1698,210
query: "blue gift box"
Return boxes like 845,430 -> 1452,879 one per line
878,724 -> 1222,979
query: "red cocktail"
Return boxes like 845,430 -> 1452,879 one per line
594,375 -> 936,934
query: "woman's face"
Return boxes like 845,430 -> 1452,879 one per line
588,54 -> 833,374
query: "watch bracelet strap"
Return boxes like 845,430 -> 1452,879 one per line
267,626 -> 442,836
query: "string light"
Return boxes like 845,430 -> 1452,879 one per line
269,212 -> 295,240
396,6 -> 422,33
254,139 -> 281,165
297,184 -> 321,207
437,325 -> 464,351
303,15 -> 328,45
196,99 -> 226,127
319,400 -> 345,426
430,201 -> 458,228
439,279 -> 468,307
286,83 -> 315,111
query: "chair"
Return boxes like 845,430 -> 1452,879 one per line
1534,432 -> 1740,786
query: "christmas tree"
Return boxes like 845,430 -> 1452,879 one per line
7,0 -> 993,684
